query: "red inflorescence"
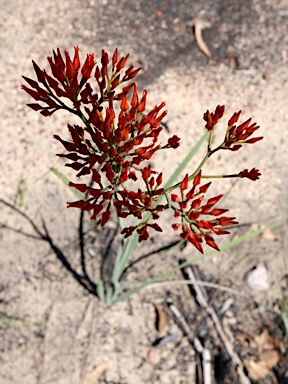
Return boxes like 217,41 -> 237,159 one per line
22,47 -> 262,253
238,168 -> 261,181
171,171 -> 238,253
223,111 -> 263,151
203,105 -> 225,131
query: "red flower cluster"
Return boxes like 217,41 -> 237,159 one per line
223,110 -> 263,151
223,111 -> 263,151
21,47 -> 95,116
203,105 -> 263,152
22,47 -> 263,253
171,171 -> 237,253
238,168 -> 261,181
21,47 -> 140,116
203,105 -> 225,131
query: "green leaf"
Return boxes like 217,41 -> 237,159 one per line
96,279 -> 105,302
163,131 -> 209,191
50,167 -> 84,200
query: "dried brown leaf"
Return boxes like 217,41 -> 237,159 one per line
255,329 -> 274,352
194,20 -> 211,59
254,328 -> 285,354
153,302 -> 169,333
245,329 -> 284,380
237,334 -> 250,347
245,349 -> 280,380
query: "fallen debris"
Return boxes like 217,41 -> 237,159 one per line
188,17 -> 212,58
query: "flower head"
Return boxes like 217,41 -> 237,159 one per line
239,168 -> 261,180
171,172 -> 238,252
223,112 -> 263,151
203,105 -> 225,131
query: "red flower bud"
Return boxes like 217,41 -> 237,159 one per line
112,48 -> 118,67
32,60 -> 46,83
238,168 -> 261,180
81,53 -> 95,81
116,54 -> 129,71
193,171 -> 202,187
73,46 -> 80,71
131,83 -> 138,107
171,194 -> 179,202
141,165 -> 152,180
228,110 -> 241,126
111,74 -> 120,89
204,234 -> 220,251
137,90 -> 147,112
180,174 -> 189,191
149,223 -> 162,232
65,50 -> 74,80
167,135 -> 180,148
101,50 -> 109,65
203,105 -> 225,131
206,194 -> 223,207
101,210 -> 110,226
156,173 -> 162,187
68,182 -> 87,193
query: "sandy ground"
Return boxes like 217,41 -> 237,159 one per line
0,0 -> 288,383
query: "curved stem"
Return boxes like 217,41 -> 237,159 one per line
164,146 -> 220,194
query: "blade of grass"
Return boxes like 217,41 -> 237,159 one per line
51,167 -> 84,200
96,279 -> 105,302
117,240 -> 184,294
112,220 -> 284,304
111,230 -> 139,284
162,131 -> 209,192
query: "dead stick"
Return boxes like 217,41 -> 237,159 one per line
167,299 -> 212,384
188,18 -> 212,58
183,264 -> 251,384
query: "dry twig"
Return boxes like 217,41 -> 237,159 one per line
188,18 -> 212,58
183,264 -> 251,384
167,299 -> 212,384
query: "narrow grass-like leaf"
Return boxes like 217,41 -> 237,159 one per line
117,239 -> 184,294
105,286 -> 114,306
111,241 -> 125,284
51,167 -> 83,200
162,131 -> 208,191
96,279 -> 105,302
112,230 -> 139,282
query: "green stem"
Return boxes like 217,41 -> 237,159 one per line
208,131 -> 213,151
164,147 -> 219,194
164,191 -> 172,208
201,173 -> 240,179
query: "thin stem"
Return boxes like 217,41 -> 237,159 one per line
164,191 -> 172,208
164,146 -> 219,194
42,80 -> 82,117
201,173 -> 240,179
208,131 -> 213,151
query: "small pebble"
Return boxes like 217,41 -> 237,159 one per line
244,264 -> 269,291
